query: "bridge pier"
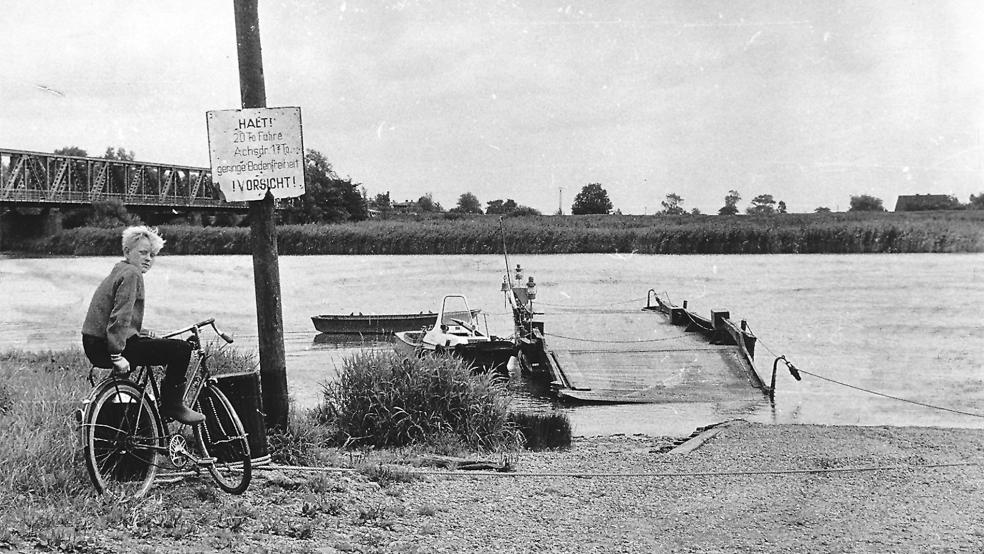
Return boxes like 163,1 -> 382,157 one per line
43,208 -> 64,235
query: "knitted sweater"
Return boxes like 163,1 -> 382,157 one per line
81,261 -> 145,353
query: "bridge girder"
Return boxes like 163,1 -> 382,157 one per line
0,148 -> 252,211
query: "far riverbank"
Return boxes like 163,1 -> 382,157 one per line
5,210 -> 984,255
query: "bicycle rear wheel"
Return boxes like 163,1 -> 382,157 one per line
194,384 -> 252,494
82,380 -> 163,498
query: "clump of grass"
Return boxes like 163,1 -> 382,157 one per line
509,411 -> 573,450
203,342 -> 258,377
267,406 -> 338,466
358,463 -> 418,486
317,350 -> 522,451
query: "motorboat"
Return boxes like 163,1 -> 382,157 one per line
394,294 -> 515,372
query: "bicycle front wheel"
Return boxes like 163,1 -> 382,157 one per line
194,384 -> 252,494
82,380 -> 163,498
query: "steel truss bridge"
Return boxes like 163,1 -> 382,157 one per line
0,148 -> 246,210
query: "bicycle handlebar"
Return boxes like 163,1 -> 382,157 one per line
163,318 -> 234,344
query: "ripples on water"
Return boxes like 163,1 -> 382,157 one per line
2,253 -> 983,436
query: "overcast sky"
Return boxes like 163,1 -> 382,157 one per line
3,0 -> 983,214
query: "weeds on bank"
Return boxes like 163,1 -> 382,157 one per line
0,348 -> 265,550
0,349 -> 92,498
0,346 -> 571,550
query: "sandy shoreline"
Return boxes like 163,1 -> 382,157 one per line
46,420 -> 984,553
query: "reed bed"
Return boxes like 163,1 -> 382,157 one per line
15,210 -> 984,256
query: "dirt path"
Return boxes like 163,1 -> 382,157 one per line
8,421 -> 984,553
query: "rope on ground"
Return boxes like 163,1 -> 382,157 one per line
256,461 -> 980,479
746,322 -> 984,420
542,331 -> 692,344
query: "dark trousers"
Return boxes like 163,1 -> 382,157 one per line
82,334 -> 193,386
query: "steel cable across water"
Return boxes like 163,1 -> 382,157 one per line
746,322 -> 984,420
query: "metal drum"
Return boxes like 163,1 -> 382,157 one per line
213,372 -> 270,467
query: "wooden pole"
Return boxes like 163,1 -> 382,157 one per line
233,0 -> 289,430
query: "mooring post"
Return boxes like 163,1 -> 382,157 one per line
233,0 -> 289,431
710,310 -> 730,344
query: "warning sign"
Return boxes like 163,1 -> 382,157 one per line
206,106 -> 305,201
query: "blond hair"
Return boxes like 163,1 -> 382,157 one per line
121,225 -> 165,254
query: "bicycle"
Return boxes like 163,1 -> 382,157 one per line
79,318 -> 252,497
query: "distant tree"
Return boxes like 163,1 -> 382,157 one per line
690,207 -> 702,215
370,192 -> 392,215
282,149 -> 367,223
453,192 -> 483,214
341,179 -> 368,221
417,193 -> 443,212
745,194 -> 776,215
848,194 -> 885,212
969,193 -> 984,210
777,200 -> 787,214
718,189 -> 741,216
505,205 -> 542,217
54,146 -> 88,157
571,183 -> 613,215
486,198 -> 518,215
86,199 -> 141,228
659,193 -> 686,215
814,206 -> 832,213
103,147 -> 135,161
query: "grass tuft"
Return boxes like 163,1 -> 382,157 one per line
358,463 -> 418,486
267,406 -> 339,466
510,411 -> 574,450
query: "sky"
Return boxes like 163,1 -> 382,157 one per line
2,0 -> 984,214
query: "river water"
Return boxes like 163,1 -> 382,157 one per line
2,253 -> 982,436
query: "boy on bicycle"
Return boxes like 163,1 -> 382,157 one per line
81,225 -> 205,425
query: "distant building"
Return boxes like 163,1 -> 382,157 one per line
894,194 -> 960,212
391,200 -> 416,214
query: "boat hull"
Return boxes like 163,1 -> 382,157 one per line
394,331 -> 514,373
311,310 -> 479,335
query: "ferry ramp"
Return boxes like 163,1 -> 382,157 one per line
539,307 -> 766,403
